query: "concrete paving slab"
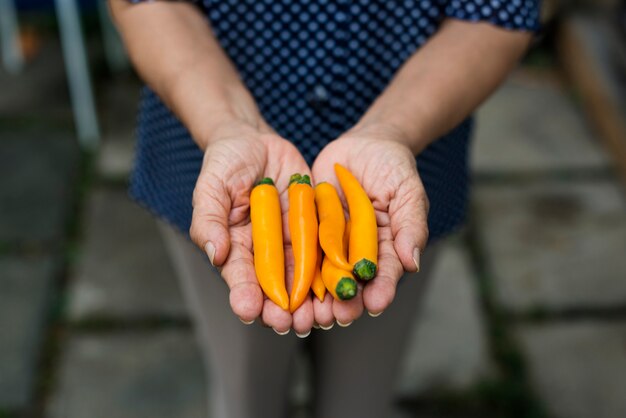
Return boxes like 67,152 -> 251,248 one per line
47,330 -> 206,418
475,180 -> 626,313
0,133 -> 79,245
0,255 -> 57,410
473,72 -> 609,174
516,321 -> 626,418
67,189 -> 186,320
97,77 -> 141,179
398,238 -> 492,396
97,137 -> 135,180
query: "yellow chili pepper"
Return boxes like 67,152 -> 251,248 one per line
311,244 -> 325,301
334,164 -> 378,280
288,174 -> 318,313
343,219 -> 351,258
250,178 -> 289,310
322,213 -> 357,301
314,182 -> 353,271
321,252 -> 358,301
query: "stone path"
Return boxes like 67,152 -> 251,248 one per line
397,237 -> 491,397
1,38 -> 625,418
472,68 -> 626,418
473,71 -> 609,175
67,188 -> 186,321
516,321 -> 626,418
0,133 -> 79,246
47,330 -> 207,418
0,256 -> 58,411
0,54 -> 79,413
475,180 -> 626,313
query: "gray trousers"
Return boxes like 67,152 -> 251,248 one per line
160,224 -> 439,418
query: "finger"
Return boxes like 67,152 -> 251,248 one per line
262,299 -> 292,334
389,176 -> 429,272
292,296 -> 315,337
267,139 -> 313,189
190,177 -> 231,267
362,236 -> 404,315
313,295 -> 334,329
311,160 -> 344,199
219,241 -> 264,322
332,283 -> 364,326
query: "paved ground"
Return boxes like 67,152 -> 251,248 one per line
1,36 -> 625,418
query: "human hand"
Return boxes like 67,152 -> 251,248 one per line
189,121 -> 316,336
311,124 -> 429,325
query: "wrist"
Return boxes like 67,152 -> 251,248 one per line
344,121 -> 416,153
195,111 -> 273,151
193,109 -> 258,148
165,64 -> 267,150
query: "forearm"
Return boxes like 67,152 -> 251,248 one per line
108,0 -> 264,149
352,20 -> 533,154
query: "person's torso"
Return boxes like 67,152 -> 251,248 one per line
132,0 -> 543,240
202,0 -> 446,162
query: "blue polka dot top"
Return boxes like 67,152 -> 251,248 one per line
129,0 -> 540,242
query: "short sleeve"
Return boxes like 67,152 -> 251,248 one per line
443,0 -> 541,32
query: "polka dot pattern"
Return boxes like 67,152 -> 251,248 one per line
129,0 -> 539,242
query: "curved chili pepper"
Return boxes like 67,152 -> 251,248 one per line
250,177 -> 289,310
322,214 -> 356,301
288,174 -> 318,312
311,244 -> 326,301
334,164 -> 378,280
314,182 -> 353,271
343,219 -> 351,258
321,253 -> 358,301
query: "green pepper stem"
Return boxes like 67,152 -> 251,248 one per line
289,173 -> 302,185
289,173 -> 312,186
300,174 -> 311,185
336,278 -> 357,300
353,259 -> 377,281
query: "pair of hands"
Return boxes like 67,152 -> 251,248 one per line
189,120 -> 429,336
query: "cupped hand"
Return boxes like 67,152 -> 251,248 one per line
311,125 -> 429,323
189,121 -> 315,336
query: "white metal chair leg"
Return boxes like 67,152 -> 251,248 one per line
55,0 -> 100,150
98,0 -> 128,72
0,0 -> 24,74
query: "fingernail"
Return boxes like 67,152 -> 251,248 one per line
336,320 -> 353,328
320,323 -> 334,330
273,327 -> 290,336
413,247 -> 421,272
296,330 -> 311,338
312,323 -> 320,329
240,318 -> 254,325
205,241 -> 216,266
368,311 -> 383,318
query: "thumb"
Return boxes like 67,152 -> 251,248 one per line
390,176 -> 429,272
189,178 -> 231,267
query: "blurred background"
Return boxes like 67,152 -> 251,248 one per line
1,0 -> 625,417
